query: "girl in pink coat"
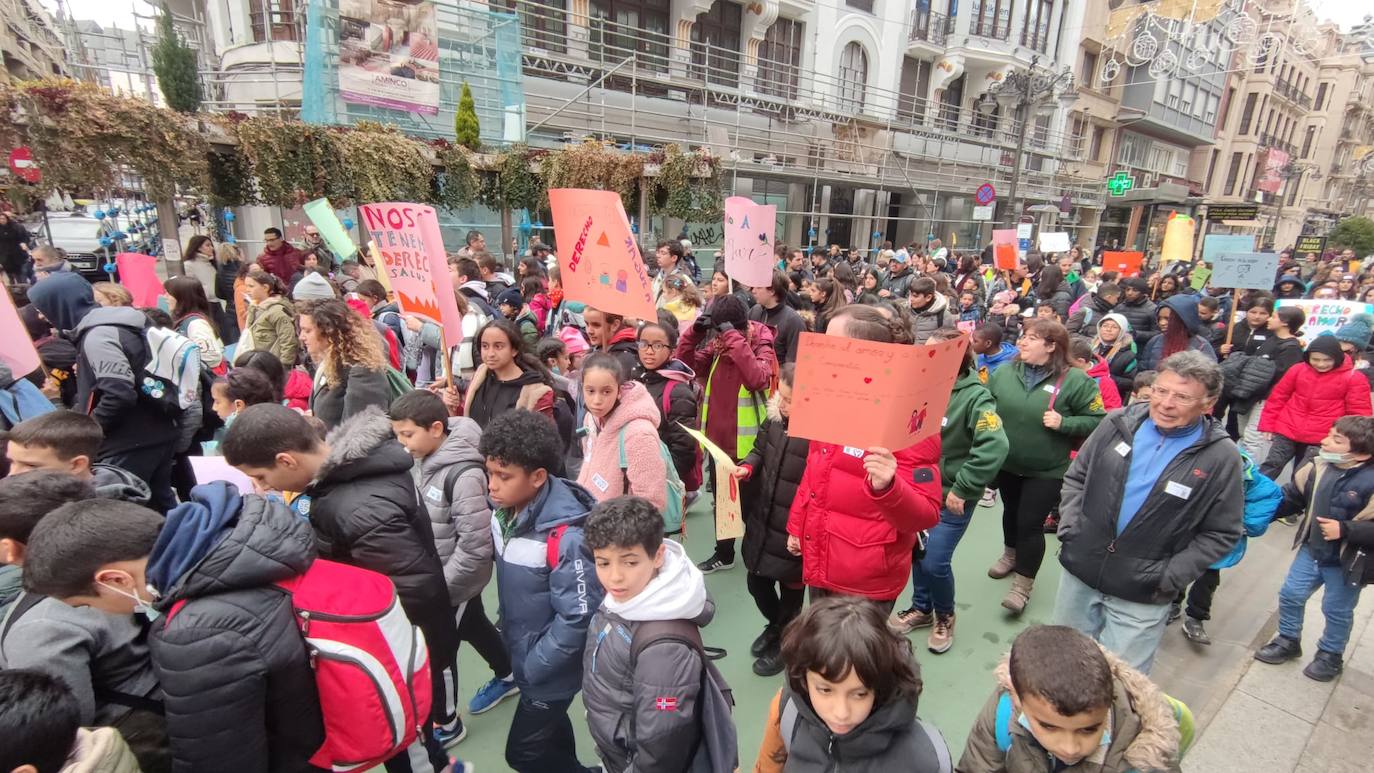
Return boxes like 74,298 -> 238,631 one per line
577,352 -> 669,511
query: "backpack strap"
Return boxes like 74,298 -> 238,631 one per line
780,692 -> 799,754
442,462 -> 486,505
629,619 -> 704,667
546,524 -> 570,569
995,691 -> 1014,753
916,717 -> 953,773
0,591 -> 44,643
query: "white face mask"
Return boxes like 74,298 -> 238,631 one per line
1319,451 -> 1355,465
98,581 -> 161,621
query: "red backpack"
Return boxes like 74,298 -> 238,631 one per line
167,559 -> 432,770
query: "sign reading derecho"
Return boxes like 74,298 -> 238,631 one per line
548,189 -> 656,321
338,0 -> 440,115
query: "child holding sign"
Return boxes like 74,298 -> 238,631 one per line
786,305 -> 942,611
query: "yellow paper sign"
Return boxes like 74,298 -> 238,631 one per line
680,424 -> 744,539
1160,212 -> 1195,263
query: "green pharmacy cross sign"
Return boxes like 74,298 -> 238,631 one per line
1107,172 -> 1136,197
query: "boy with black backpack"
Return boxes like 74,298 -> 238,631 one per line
480,409 -> 605,773
390,390 -> 518,738
581,495 -> 737,773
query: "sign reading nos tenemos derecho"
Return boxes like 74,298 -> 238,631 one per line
338,0 -> 440,115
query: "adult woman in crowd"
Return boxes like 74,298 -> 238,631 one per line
239,268 -> 298,368
953,254 -> 985,302
0,211 -> 32,284
183,235 -> 220,311
809,278 -> 847,337
986,318 -> 1106,615
165,276 -> 225,372
1033,264 -> 1072,319
213,243 -> 247,341
675,293 -> 777,573
1092,313 -> 1138,399
1138,294 -> 1217,371
463,318 -> 555,428
299,298 -> 390,429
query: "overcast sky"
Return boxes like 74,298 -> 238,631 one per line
38,0 -> 1374,37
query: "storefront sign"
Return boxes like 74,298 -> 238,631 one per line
1205,204 -> 1259,221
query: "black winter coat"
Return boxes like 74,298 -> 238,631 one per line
309,364 -> 390,431
1115,296 -> 1158,348
150,494 -> 324,772
636,361 -> 700,487
740,398 -> 807,582
307,407 -> 460,663
1058,404 -> 1244,605
1096,342 -> 1138,399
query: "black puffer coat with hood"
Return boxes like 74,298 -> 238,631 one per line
1138,294 -> 1218,371
147,484 -> 324,772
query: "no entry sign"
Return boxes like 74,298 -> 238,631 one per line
7,147 -> 40,184
975,183 -> 996,206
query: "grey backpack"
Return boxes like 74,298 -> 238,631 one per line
629,619 -> 738,773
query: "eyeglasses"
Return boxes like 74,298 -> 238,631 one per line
1150,386 -> 1205,406
637,341 -> 670,352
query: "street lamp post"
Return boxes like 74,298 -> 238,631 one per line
978,56 -> 1077,228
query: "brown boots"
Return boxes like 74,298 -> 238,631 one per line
1001,573 -> 1034,615
987,547 -> 1016,579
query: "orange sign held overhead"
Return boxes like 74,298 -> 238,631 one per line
1102,251 -> 1144,277
790,332 -> 968,450
549,188 -> 656,321
992,229 -> 1018,270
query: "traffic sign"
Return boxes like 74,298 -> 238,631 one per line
7,147 -> 39,184
972,205 -> 994,221
975,183 -> 996,206
1107,171 -> 1135,197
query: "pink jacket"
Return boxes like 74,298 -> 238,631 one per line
577,380 -> 668,510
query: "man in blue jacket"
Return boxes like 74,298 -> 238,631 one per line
480,409 -> 605,773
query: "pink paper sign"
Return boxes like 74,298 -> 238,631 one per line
723,196 -> 776,287
0,287 -> 41,378
790,332 -> 968,449
991,229 -> 1019,270
548,188 -> 655,321
359,203 -> 463,345
115,252 -> 162,307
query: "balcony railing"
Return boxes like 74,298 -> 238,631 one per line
908,9 -> 952,46
1273,79 -> 1312,109
1257,134 -> 1297,156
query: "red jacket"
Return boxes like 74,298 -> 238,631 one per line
1086,356 -> 1123,411
786,436 -> 943,600
1260,358 -> 1373,443
674,320 -> 776,461
257,242 -> 305,286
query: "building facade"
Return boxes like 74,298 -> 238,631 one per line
1,0 -> 68,83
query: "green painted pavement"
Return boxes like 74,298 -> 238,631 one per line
440,494 -> 1053,769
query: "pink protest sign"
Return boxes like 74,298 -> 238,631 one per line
115,253 -> 162,307
0,286 -> 41,378
548,189 -> 655,321
790,332 -> 968,449
359,202 -> 463,344
991,229 -> 1018,270
723,196 -> 776,287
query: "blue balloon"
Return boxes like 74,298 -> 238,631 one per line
341,218 -> 354,230
99,236 -> 113,247
109,206 -> 121,216
93,210 -> 106,220
223,210 -> 236,222
103,263 -> 116,273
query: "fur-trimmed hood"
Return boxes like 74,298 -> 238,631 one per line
992,645 -> 1179,771
316,405 -> 414,485
766,388 -> 788,423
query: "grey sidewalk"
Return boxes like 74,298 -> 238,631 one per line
1183,587 -> 1374,772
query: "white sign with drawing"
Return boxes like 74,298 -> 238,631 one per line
1209,252 -> 1280,290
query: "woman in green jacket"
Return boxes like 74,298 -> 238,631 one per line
240,268 -> 299,368
986,318 -> 1106,615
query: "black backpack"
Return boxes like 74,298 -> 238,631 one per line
629,619 -> 738,773
1220,353 -> 1277,400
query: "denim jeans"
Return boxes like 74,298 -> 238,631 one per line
505,696 -> 593,773
1052,570 -> 1172,674
1278,545 -> 1365,656
910,504 -> 973,615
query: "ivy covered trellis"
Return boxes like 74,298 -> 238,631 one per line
0,79 -> 724,223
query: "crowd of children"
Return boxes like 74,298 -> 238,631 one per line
3,231 -> 1374,772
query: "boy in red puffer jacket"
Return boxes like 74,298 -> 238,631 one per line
1259,335 -> 1373,480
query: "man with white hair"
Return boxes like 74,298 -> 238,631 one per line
1053,350 -> 1244,673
